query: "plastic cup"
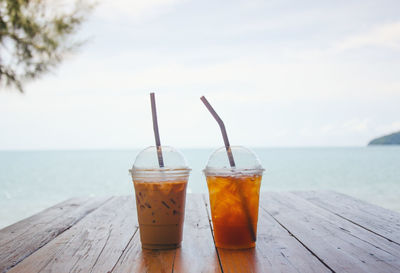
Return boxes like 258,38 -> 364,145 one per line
130,146 -> 191,249
204,146 -> 264,249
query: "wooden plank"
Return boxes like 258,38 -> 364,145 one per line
293,190 -> 400,245
112,194 -> 221,273
0,197 -> 87,244
203,194 -> 331,273
261,192 -> 400,273
111,230 -> 175,273
0,197 -> 110,273
173,194 -> 221,273
7,196 -> 137,273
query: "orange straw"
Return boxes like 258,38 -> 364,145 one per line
150,93 -> 164,168
200,95 -> 256,242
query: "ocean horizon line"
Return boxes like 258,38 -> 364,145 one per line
1,145 -> 392,152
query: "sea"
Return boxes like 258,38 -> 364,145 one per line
1,147 -> 399,229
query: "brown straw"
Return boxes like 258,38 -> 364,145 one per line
200,95 -> 256,242
150,93 -> 164,168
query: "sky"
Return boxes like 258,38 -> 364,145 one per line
1,0 -> 400,149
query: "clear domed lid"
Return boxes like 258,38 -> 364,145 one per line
204,146 -> 264,175
132,146 -> 189,170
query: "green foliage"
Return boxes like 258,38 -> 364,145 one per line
368,131 -> 400,145
0,0 -> 92,92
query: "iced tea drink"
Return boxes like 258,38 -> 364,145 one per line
133,178 -> 188,249
206,172 -> 262,249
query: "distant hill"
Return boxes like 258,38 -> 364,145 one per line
368,131 -> 400,145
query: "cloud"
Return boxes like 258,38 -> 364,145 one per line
342,119 -> 370,133
33,47 -> 400,109
95,0 -> 185,21
3,1 -> 400,149
377,121 -> 400,135
299,119 -> 371,138
335,21 -> 400,51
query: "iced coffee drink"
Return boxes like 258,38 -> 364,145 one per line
133,179 -> 187,249
130,146 -> 191,249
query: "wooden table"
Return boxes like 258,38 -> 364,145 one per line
1,191 -> 400,273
